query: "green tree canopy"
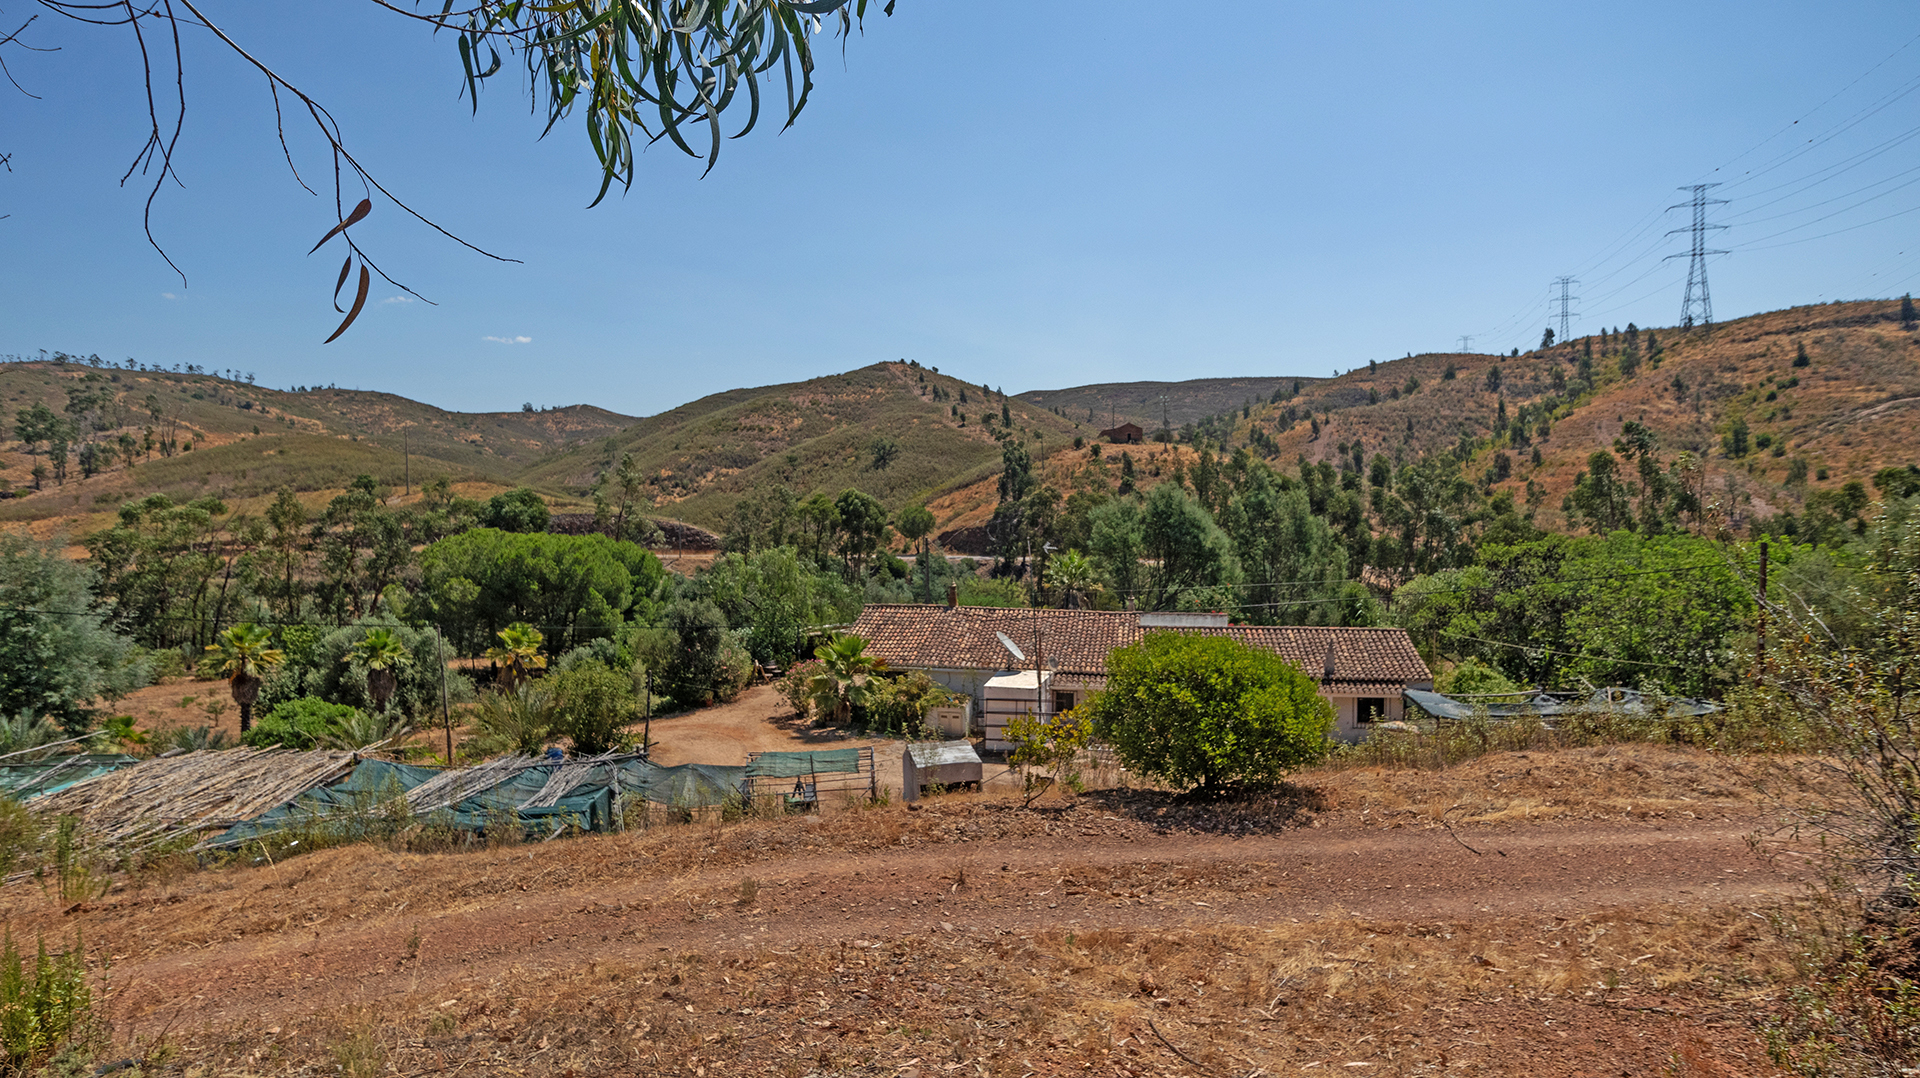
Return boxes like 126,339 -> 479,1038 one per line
1087,633 -> 1331,794
418,528 -> 667,655
480,488 -> 554,534
0,535 -> 149,736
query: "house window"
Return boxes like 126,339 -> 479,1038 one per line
1357,697 -> 1387,724
1053,691 -> 1077,714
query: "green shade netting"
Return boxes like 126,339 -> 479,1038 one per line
210,759 -> 439,848
743,749 -> 860,778
0,755 -> 142,801
211,758 -> 751,847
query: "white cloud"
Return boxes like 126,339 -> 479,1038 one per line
160,292 -> 177,300
381,295 -> 414,305
483,335 -> 533,344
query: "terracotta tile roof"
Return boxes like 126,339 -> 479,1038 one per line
849,605 -> 1432,685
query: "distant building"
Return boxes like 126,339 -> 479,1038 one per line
1098,422 -> 1144,444
850,601 -> 1433,747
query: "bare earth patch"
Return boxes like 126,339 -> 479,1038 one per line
0,741 -> 1829,1076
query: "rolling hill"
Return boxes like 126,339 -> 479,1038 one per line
3,297 -> 1914,548
517,362 -> 1090,531
1017,375 -> 1322,431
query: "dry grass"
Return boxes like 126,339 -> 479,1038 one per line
1311,743 -> 1841,825
139,904 -> 1798,1077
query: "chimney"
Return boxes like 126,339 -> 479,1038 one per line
1323,639 -> 1336,681
946,581 -> 959,610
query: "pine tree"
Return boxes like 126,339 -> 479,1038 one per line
1540,327 -> 1555,350
1903,293 -> 1916,328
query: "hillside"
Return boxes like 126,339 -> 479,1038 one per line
915,300 -> 1920,545
1224,298 -> 1920,533
518,361 -> 1090,530
1018,375 -> 1320,431
4,298 -> 1913,546
0,361 -> 637,524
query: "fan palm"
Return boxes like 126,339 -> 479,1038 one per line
322,709 -> 414,751
485,622 -> 547,691
344,627 -> 411,712
806,633 -> 884,725
1045,549 -> 1100,608
205,624 -> 284,733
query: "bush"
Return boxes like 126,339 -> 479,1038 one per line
246,696 -> 360,750
856,671 -> 951,736
480,487 -> 551,533
0,797 -> 36,880
1087,633 -> 1331,794
547,662 -> 639,755
776,660 -> 821,717
0,931 -> 92,1073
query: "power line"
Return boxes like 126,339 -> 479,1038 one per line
1665,184 -> 1729,328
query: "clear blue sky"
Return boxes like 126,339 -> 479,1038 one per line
3,2 -> 1917,414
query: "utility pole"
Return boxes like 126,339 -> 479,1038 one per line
1159,394 -> 1169,441
1551,276 -> 1581,343
1457,335 -> 1475,354
1666,184 -> 1729,328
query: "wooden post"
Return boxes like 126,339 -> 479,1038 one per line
437,630 -> 453,764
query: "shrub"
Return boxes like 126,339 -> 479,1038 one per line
479,487 -> 551,533
246,696 -> 360,750
547,662 -> 639,755
1086,633 -> 1331,794
0,931 -> 92,1073
467,684 -> 556,758
0,797 -> 36,880
776,660 -> 821,717
856,671 -> 951,736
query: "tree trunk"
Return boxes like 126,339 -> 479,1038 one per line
230,672 -> 262,735
368,668 -> 398,711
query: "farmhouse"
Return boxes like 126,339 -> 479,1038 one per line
850,601 -> 1433,747
1098,422 -> 1145,444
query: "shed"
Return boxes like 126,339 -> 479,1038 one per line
981,669 -> 1052,751
902,740 -> 985,802
1099,422 -> 1145,444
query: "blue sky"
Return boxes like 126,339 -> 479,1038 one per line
3,2 -> 1917,414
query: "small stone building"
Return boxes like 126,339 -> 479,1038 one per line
850,602 -> 1433,744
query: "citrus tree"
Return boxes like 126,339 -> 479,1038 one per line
205,624 -> 286,733
1086,633 -> 1331,795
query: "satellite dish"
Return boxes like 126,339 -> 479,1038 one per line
995,631 -> 1027,663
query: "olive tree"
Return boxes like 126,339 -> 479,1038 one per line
1086,633 -> 1330,795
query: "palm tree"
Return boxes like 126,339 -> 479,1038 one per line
485,622 -> 547,691
205,624 -> 284,733
806,633 -> 884,725
1045,549 -> 1100,609
345,627 -> 411,712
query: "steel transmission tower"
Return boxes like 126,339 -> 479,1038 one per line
1457,335 -> 1475,354
1665,184 -> 1728,328
1551,276 -> 1580,342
